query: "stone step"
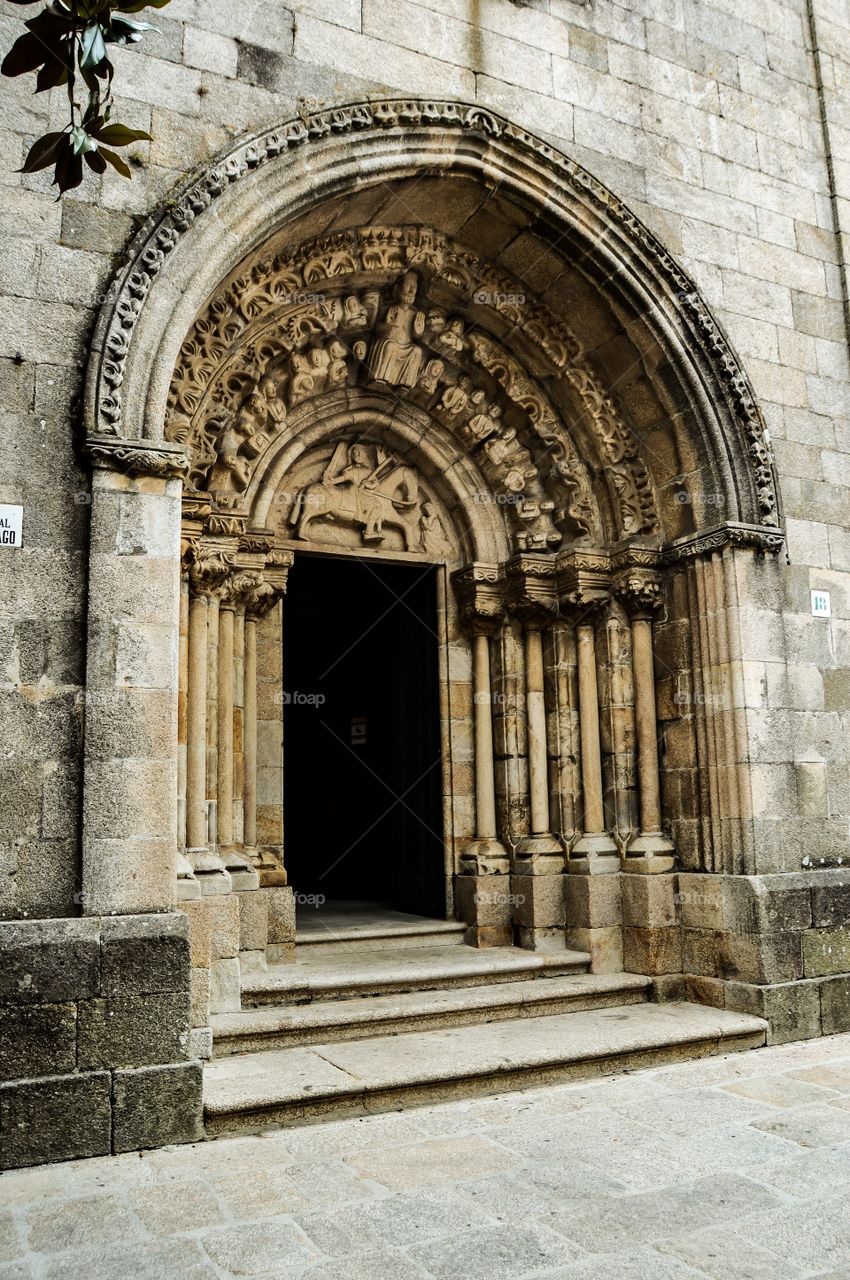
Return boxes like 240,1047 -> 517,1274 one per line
240,944 -> 591,1006
203,1001 -> 768,1136
212,972 -> 651,1054
295,916 -> 467,954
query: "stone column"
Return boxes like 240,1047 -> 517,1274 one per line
213,588 -> 257,891
451,564 -> 511,946
505,555 -> 566,949
571,616 -> 620,873
81,440 -> 186,915
617,569 -> 676,875
186,551 -> 231,894
176,566 -> 198,899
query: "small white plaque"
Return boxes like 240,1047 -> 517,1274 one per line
811,589 -> 831,618
0,505 -> 22,548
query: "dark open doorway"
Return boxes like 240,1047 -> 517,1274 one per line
283,555 -> 445,918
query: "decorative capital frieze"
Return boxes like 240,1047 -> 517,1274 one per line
85,436 -> 189,479
661,521 -> 786,565
451,562 -> 506,635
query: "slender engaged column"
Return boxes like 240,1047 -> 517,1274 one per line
571,620 -> 619,873
473,631 -> 498,842
243,614 -> 258,855
516,623 -> 562,866
186,578 -> 230,891
217,603 -> 235,849
186,591 -> 209,856
625,611 -> 676,873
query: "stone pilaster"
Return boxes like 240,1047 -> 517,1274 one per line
82,443 -> 186,915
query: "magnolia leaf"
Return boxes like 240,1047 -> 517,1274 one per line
20,131 -> 64,173
84,148 -> 108,173
92,122 -> 151,146
53,138 -> 84,193
100,146 -> 131,177
80,22 -> 107,69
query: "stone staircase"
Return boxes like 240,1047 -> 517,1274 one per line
203,912 -> 767,1136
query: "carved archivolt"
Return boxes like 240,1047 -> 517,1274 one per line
87,97 -> 782,542
165,224 -> 661,550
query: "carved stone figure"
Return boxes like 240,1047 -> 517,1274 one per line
440,375 -> 472,416
367,271 -> 426,387
289,442 -> 424,550
420,358 -> 445,394
343,294 -> 368,329
468,402 -> 502,442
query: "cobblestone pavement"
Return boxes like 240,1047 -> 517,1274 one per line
5,1034 -> 850,1279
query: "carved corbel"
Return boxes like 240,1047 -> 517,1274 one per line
186,544 -> 238,598
451,562 -> 506,635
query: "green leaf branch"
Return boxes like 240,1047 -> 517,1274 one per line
2,0 -> 171,194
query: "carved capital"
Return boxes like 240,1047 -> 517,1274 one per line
187,546 -> 237,597
614,568 -> 663,616
85,436 -> 189,479
556,548 -> 612,621
451,562 -> 506,635
504,553 -> 560,628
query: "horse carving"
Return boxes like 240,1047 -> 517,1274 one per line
289,442 -> 423,550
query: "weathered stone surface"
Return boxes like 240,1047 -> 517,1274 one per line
112,1062 -> 204,1153
623,926 -> 683,975
100,912 -> 190,997
802,926 -> 850,978
0,919 -> 100,1006
723,978 -> 822,1044
238,889 -> 269,953
564,874 -> 622,929
0,1072 -> 111,1169
821,976 -> 850,1035
621,874 -> 679,928
0,1003 -> 76,1081
77,992 -> 191,1069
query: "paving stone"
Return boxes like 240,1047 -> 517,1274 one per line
406,1221 -> 579,1280
26,1194 -> 139,1254
658,1227 -> 805,1279
0,1217 -> 20,1265
548,1173 -> 784,1254
719,1072 -> 840,1109
751,1103 -> 850,1149
200,1221 -> 320,1273
346,1135 -> 520,1190
41,1239 -> 215,1280
211,1169 -> 309,1219
128,1179 -> 224,1233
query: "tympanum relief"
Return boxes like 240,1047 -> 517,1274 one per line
279,441 -> 453,556
166,225 -> 662,553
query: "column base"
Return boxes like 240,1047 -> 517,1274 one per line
624,831 -> 676,874
459,837 -> 511,876
176,851 -> 201,901
569,832 -> 620,875
220,847 -> 261,892
515,833 -> 564,872
454,873 -> 513,947
188,848 -> 233,896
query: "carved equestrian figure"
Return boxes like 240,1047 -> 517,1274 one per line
289,442 -> 424,550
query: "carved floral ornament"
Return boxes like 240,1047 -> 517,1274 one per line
85,97 -> 782,553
